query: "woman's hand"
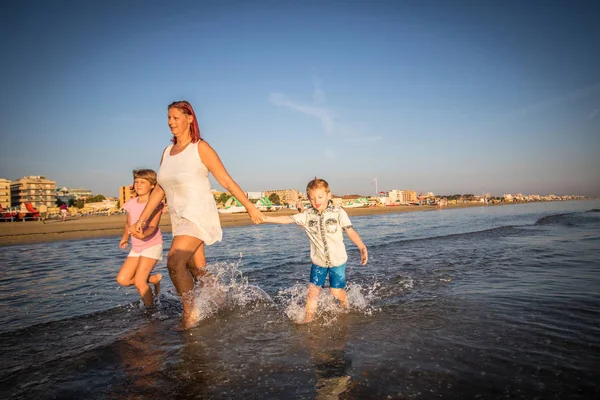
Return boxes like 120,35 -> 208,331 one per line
248,208 -> 265,224
130,220 -> 145,235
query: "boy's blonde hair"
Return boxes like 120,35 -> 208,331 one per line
306,177 -> 330,194
133,169 -> 157,186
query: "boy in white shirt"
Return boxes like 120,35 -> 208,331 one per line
264,177 -> 368,323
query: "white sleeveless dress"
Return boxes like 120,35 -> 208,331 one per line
157,141 -> 223,245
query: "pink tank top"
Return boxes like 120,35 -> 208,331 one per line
123,198 -> 163,252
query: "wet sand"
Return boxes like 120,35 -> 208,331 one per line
0,203 -> 497,247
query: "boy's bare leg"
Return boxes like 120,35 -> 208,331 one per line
168,236 -> 202,329
330,288 -> 349,310
300,284 -> 321,324
148,273 -> 162,297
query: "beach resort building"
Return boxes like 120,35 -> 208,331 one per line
262,188 -> 300,205
56,187 -> 94,203
10,176 -> 56,209
69,188 -> 93,200
0,178 -> 11,209
119,184 -> 136,207
388,189 -> 418,204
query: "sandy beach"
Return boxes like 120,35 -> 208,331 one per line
0,203 -> 499,247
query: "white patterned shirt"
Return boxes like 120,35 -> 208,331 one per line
290,203 -> 353,268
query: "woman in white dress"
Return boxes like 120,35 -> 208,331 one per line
132,100 -> 264,329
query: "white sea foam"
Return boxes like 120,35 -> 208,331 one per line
187,260 -> 275,323
276,280 -> 381,324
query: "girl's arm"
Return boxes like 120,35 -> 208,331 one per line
345,227 -> 368,265
119,213 -> 130,248
199,141 -> 264,224
132,148 -> 168,234
263,215 -> 295,224
133,203 -> 163,240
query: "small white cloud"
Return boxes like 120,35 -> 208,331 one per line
269,92 -> 335,134
513,82 -> 600,118
325,149 -> 336,159
312,77 -> 325,104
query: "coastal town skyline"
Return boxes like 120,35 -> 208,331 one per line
0,173 -> 590,204
1,1 -> 599,198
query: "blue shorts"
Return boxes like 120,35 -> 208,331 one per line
310,263 -> 346,289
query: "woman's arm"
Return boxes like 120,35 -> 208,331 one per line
134,203 -> 163,240
345,227 -> 368,265
131,185 -> 165,234
132,148 -> 168,234
199,141 -> 264,224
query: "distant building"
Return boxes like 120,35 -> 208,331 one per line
0,178 -> 11,209
263,189 -> 300,205
55,187 -> 93,202
85,199 -> 118,212
246,192 -> 263,200
388,189 -> 417,204
10,176 -> 56,209
69,188 -> 93,200
119,185 -> 136,208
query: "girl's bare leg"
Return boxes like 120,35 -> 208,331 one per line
167,235 -> 202,329
134,257 -> 160,308
148,274 -> 162,297
300,284 -> 321,324
116,257 -> 140,287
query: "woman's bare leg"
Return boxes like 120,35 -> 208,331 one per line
186,242 -> 208,282
167,235 -> 202,328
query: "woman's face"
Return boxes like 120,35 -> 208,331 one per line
168,107 -> 193,139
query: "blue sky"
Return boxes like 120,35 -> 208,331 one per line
1,0 -> 599,197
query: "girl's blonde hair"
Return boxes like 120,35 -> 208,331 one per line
133,169 -> 157,186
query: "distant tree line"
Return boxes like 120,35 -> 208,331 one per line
56,195 -> 106,209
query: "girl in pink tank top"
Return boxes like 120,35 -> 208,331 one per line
116,169 -> 164,308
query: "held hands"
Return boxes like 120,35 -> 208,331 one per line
360,247 -> 369,265
130,220 -> 145,236
248,208 -> 265,224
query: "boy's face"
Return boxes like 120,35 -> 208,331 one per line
307,187 -> 331,213
133,178 -> 154,196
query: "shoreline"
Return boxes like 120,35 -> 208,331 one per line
0,201 -> 549,247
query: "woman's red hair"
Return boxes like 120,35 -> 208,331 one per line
168,101 -> 201,144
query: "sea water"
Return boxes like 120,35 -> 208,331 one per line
1,200 -> 599,399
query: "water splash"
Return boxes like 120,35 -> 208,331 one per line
186,259 -> 275,323
276,281 -> 381,324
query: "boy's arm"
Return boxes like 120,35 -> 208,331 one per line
345,227 -> 368,265
263,215 -> 295,224
119,214 -> 130,248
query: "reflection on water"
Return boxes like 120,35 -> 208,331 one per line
1,200 -> 599,399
